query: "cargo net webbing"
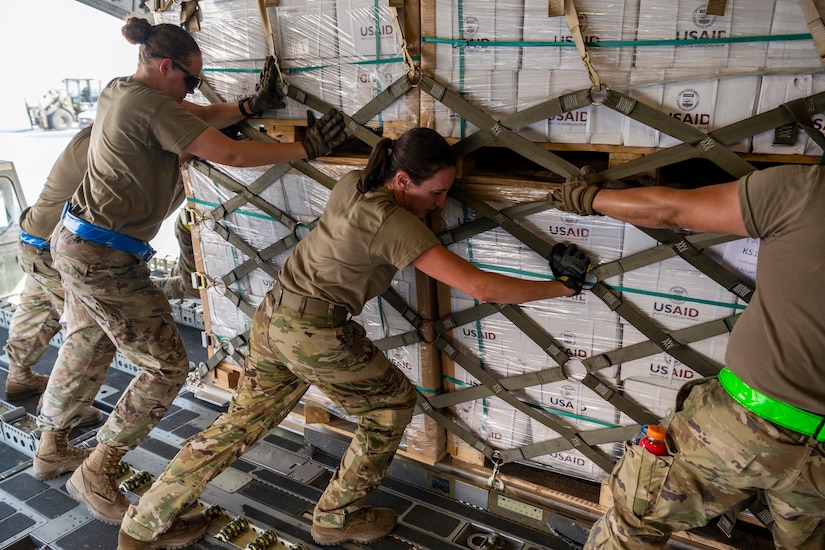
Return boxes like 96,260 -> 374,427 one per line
185,68 -> 825,481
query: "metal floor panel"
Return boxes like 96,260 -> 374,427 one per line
0,323 -> 776,550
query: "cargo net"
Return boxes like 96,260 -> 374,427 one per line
163,0 -> 825,483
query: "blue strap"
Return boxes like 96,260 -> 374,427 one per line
19,231 -> 50,250
61,203 -> 155,262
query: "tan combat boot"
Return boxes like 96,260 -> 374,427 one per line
311,507 -> 397,546
5,366 -> 49,400
32,429 -> 93,481
117,513 -> 211,550
66,443 -> 131,525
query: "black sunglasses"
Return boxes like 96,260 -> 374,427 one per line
171,61 -> 202,91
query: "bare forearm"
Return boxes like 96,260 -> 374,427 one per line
591,182 -> 747,235
453,269 -> 576,304
219,140 -> 308,167
592,187 -> 682,228
415,245 -> 579,304
183,100 -> 246,130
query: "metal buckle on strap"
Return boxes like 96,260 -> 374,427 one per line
718,367 -> 825,442
61,203 -> 155,262
19,231 -> 50,250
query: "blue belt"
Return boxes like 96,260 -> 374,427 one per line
61,204 -> 155,262
20,231 -> 50,250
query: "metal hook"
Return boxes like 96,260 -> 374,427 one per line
590,83 -> 610,106
486,452 -> 505,491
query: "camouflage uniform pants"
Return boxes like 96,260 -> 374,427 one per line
587,377 -> 825,550
37,228 -> 188,445
4,242 -> 64,371
121,285 -> 417,541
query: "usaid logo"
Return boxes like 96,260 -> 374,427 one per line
578,14 -> 588,31
560,331 -> 576,347
463,16 -> 480,37
561,383 -> 576,400
669,286 -> 688,303
693,7 -> 715,28
652,285 -> 699,318
676,89 -> 699,112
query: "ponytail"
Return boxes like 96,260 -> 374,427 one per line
357,128 -> 456,194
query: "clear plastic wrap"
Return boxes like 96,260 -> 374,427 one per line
173,0 -> 813,482
421,0 -> 825,149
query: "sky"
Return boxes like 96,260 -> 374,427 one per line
0,0 -> 139,129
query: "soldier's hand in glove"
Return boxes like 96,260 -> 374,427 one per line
247,55 -> 287,114
549,165 -> 603,216
303,109 -> 347,159
549,243 -> 591,295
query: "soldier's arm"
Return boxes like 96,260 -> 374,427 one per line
592,180 -> 747,236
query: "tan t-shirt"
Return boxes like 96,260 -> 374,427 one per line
71,77 -> 209,242
729,164 -> 825,414
279,171 -> 440,315
21,125 -> 92,239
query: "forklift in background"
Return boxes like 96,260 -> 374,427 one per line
24,78 -> 101,131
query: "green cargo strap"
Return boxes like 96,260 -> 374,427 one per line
498,304 -> 570,366
287,82 -> 377,150
436,335 -> 617,471
219,234 -> 301,289
190,160 -> 299,230
639,227 -> 754,303
579,373 -> 660,426
719,367 -> 825,442
434,302 -> 501,335
592,233 -> 741,282
453,88 -> 593,159
219,285 -> 259,320
588,314 -> 739,372
448,186 -> 555,260
372,330 -> 422,351
601,90 -> 825,182
602,90 -> 756,179
419,73 -> 580,178
438,201 -> 553,247
782,96 -> 825,151
800,0 -> 825,61
498,304 -> 670,426
377,287 -> 424,329
200,331 -> 250,376
444,185 -> 726,379
413,392 -> 499,461
431,365 -> 568,409
207,222 -> 280,281
590,282 -> 724,378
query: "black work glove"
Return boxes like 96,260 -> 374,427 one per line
247,55 -> 287,114
550,243 -> 591,295
548,165 -> 603,216
303,109 -> 347,159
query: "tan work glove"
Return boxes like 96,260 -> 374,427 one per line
247,56 -> 287,114
303,109 -> 347,159
549,165 -> 604,216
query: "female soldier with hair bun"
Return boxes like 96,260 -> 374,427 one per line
118,126 -> 591,549
33,15 -> 346,533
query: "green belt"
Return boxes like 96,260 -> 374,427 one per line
718,367 -> 825,442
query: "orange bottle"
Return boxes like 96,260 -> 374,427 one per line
639,424 -> 668,456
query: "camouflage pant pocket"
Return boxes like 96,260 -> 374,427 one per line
616,442 -> 675,518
